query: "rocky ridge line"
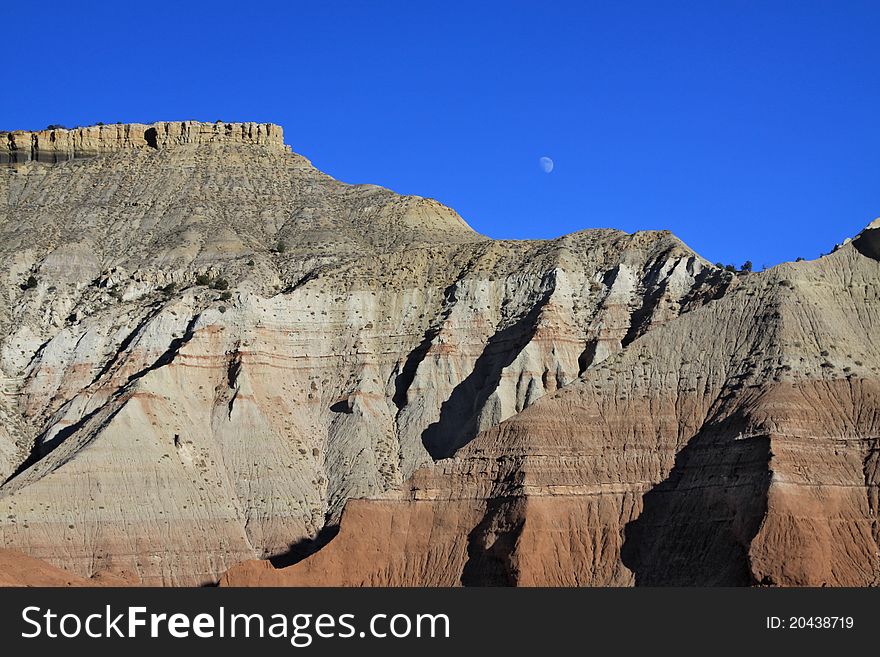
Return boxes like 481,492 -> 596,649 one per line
220,221 -> 880,587
1,121 -> 286,164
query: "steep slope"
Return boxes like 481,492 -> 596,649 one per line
222,224 -> 880,587
0,122 -> 726,585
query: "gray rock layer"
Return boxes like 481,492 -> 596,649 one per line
0,122 -> 730,584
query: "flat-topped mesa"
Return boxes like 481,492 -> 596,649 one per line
0,121 -> 287,164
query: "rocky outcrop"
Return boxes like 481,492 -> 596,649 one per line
0,122 -> 728,585
1,121 -> 286,164
3,119 -> 876,587
222,230 -> 880,587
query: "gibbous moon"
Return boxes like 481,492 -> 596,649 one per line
539,156 -> 554,173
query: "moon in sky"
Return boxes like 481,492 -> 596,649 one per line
539,156 -> 554,173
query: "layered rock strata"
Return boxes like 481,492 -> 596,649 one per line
1,121 -> 286,164
222,229 -> 880,587
0,123 -> 726,585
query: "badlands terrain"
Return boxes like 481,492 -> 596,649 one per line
0,122 -> 877,586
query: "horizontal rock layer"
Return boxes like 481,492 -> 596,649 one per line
0,124 -> 729,585
2,120 -> 877,587
222,238 -> 880,587
0,548 -> 131,586
1,121 -> 286,164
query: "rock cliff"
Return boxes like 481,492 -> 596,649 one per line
1,121 -> 286,163
1,120 -> 875,587
222,230 -> 880,587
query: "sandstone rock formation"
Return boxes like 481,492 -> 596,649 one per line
0,548 -> 134,586
1,121 -> 875,587
1,121 -> 285,164
222,228 -> 880,587
0,122 -> 729,585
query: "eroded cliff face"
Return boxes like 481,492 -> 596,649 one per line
0,122 -> 729,585
221,234 -> 880,587
5,122 -> 876,587
1,121 -> 286,163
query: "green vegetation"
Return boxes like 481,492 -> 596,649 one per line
195,273 -> 232,292
715,261 -> 754,274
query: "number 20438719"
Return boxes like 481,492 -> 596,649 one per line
766,616 -> 854,630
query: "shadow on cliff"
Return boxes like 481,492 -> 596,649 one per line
620,419 -> 771,586
268,524 -> 340,569
419,283 -> 555,459
392,282 -> 457,411
461,495 -> 525,586
853,226 -> 880,260
621,257 -> 729,348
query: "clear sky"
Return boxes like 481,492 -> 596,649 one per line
5,1 -> 879,267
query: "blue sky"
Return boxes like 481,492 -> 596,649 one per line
5,1 -> 879,266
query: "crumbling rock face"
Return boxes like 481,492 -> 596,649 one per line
221,236 -> 880,587
0,122 -> 728,585
4,120 -> 876,587
1,121 -> 286,164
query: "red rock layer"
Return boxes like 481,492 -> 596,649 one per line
0,548 -> 133,586
222,242 -> 880,587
